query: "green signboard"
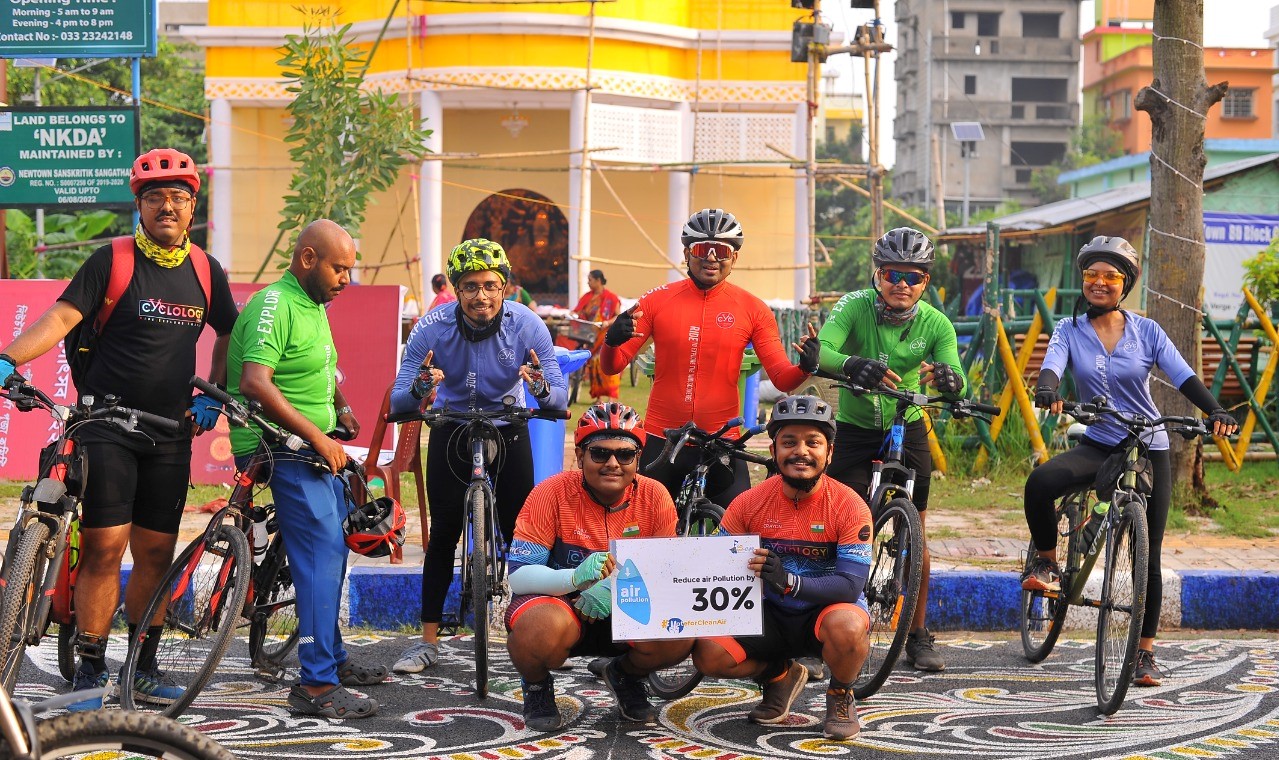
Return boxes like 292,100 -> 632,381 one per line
0,0 -> 156,58
0,106 -> 140,209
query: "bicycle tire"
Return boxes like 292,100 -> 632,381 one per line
0,520 -> 52,692
468,486 -> 490,698
0,708 -> 237,760
1019,490 -> 1083,662
854,497 -> 923,701
119,525 -> 251,718
58,622 -> 77,683
247,533 -> 299,673
1095,501 -> 1148,715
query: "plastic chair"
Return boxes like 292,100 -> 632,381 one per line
353,388 -> 427,557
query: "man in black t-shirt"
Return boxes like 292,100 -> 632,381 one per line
0,148 -> 237,709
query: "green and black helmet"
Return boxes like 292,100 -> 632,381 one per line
447,238 -> 512,287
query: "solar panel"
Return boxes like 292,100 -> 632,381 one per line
951,122 -> 986,141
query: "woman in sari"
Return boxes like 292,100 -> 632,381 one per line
572,269 -> 622,402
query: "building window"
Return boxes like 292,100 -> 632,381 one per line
976,12 -> 1000,36
1111,90 -> 1132,120
964,75 -> 977,95
1011,141 -> 1068,168
1021,13 -> 1060,38
1222,88 -> 1256,119
951,12 -> 964,29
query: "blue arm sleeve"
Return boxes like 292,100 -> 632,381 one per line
789,558 -> 869,606
391,318 -> 431,414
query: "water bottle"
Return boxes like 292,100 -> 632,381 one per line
1082,499 -> 1111,555
250,506 -> 270,565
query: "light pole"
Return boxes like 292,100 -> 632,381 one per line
951,122 -> 984,226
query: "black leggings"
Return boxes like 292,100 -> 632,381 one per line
420,422 -> 535,624
1024,441 -> 1172,639
639,432 -> 751,511
828,420 -> 934,510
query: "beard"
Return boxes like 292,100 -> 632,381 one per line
779,456 -> 823,493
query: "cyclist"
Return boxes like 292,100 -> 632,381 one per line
1024,235 -> 1238,687
816,226 -> 965,673
389,238 -> 567,674
506,403 -> 687,730
229,218 -> 386,719
571,269 -> 622,403
691,395 -> 871,740
0,148 -> 237,709
599,208 -> 819,508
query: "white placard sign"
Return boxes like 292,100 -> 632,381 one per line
610,535 -> 763,641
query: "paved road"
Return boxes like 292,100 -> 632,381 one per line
11,633 -> 1279,759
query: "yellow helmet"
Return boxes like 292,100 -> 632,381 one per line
447,238 -> 512,287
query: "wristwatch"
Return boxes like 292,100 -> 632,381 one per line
336,405 -> 353,417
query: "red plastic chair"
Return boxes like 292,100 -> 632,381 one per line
353,388 -> 427,559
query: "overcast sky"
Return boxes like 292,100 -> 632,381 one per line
825,0 -> 1278,168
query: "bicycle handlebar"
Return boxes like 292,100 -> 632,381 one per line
649,417 -> 772,469
2,375 -> 184,435
813,368 -> 1001,421
1060,397 -> 1209,440
385,402 -> 572,426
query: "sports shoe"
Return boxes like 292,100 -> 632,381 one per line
823,684 -> 860,740
131,667 -> 185,705
904,628 -> 946,672
1132,648 -> 1162,687
392,641 -> 439,674
602,657 -> 658,724
797,656 -> 828,680
748,660 -> 809,724
66,667 -> 111,712
521,676 -> 562,731
587,656 -> 610,678
1021,555 -> 1062,593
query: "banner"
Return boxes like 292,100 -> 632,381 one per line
0,279 -> 401,484
1202,212 -> 1279,321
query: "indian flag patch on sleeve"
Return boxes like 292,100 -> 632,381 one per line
622,524 -> 640,537
810,523 -> 825,534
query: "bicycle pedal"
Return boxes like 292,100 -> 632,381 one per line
255,665 -> 287,683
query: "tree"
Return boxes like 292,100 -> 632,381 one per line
1030,113 -> 1126,204
266,12 -> 430,270
1134,0 -> 1226,493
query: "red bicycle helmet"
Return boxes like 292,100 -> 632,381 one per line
129,148 -> 202,195
574,402 -> 646,447
344,496 -> 407,561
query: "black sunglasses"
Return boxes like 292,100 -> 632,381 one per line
586,446 -> 640,465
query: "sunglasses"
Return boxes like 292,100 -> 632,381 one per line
877,269 -> 927,287
1082,269 -> 1126,284
688,241 -> 735,261
586,446 -> 640,465
140,193 -> 193,210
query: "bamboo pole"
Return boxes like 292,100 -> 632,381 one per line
994,313 -> 1050,465
975,289 -> 1056,472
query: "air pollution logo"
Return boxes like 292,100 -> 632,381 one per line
615,558 -> 651,624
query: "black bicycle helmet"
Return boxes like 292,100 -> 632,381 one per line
344,496 -> 407,562
681,208 -> 745,251
767,394 -> 836,442
1077,235 -> 1141,296
873,227 -> 936,271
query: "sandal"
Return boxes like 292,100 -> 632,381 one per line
338,659 -> 389,687
288,684 -> 379,719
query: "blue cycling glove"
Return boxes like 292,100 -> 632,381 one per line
0,355 -> 16,388
189,393 -> 223,430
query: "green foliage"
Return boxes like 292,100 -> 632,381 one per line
273,11 -> 432,261
4,209 -> 118,279
1243,237 -> 1279,308
1029,114 -> 1126,204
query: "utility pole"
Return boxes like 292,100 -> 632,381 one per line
0,59 -> 7,279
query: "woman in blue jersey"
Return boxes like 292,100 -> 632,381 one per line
1022,235 -> 1238,686
388,239 -> 568,674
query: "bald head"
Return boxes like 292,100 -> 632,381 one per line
291,219 -> 357,303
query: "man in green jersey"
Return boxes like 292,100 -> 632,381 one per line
228,219 -> 386,719
816,227 -> 966,673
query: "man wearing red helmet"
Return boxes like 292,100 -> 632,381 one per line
0,148 -> 237,709
504,403 -> 689,731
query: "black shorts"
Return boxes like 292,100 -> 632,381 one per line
713,600 -> 868,664
828,419 -> 934,511
77,426 -> 191,534
505,594 -> 629,659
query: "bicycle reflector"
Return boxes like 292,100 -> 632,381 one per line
344,496 -> 407,561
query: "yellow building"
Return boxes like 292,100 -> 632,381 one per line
184,1 -> 833,306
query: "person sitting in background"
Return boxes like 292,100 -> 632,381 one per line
427,273 -> 456,311
505,274 -> 538,309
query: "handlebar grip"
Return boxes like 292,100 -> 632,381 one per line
716,417 -> 745,435
132,409 -> 186,435
971,402 -> 1002,416
385,410 -> 423,424
331,423 -> 356,441
738,424 -> 767,444
532,408 -> 572,421
190,376 -> 233,405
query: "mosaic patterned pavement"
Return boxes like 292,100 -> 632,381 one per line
10,634 -> 1279,759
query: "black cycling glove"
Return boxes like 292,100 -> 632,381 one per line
1034,386 -> 1060,409
798,336 -> 821,374
604,309 -> 637,347
1208,408 -> 1237,431
758,550 -> 797,597
931,362 -> 963,394
410,363 -> 436,400
842,355 -> 889,388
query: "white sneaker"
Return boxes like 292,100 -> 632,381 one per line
392,641 -> 440,674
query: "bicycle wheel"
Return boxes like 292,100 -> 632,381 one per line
854,497 -> 923,701
58,622 -> 77,683
467,486 -> 491,698
1019,490 -> 1083,662
1,708 -> 237,760
247,533 -> 299,676
646,501 -> 721,700
0,520 -> 52,692
1095,500 -> 1148,715
119,525 -> 251,718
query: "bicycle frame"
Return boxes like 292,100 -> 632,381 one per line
866,400 -> 919,511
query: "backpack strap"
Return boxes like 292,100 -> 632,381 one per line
94,237 -> 137,334
188,243 -> 213,323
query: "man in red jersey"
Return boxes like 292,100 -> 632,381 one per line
599,208 -> 819,508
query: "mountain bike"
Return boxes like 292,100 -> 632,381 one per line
0,684 -> 235,760
119,377 -> 360,717
388,397 -> 570,698
817,369 -> 1000,699
638,417 -> 774,701
1018,397 -> 1208,715
0,376 -> 182,694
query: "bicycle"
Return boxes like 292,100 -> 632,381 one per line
0,376 -> 182,694
118,376 -> 360,717
1018,397 -> 1208,715
816,369 -> 1000,699
636,417 -> 774,701
0,684 -> 234,760
387,397 -> 570,698
562,317 -> 602,405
